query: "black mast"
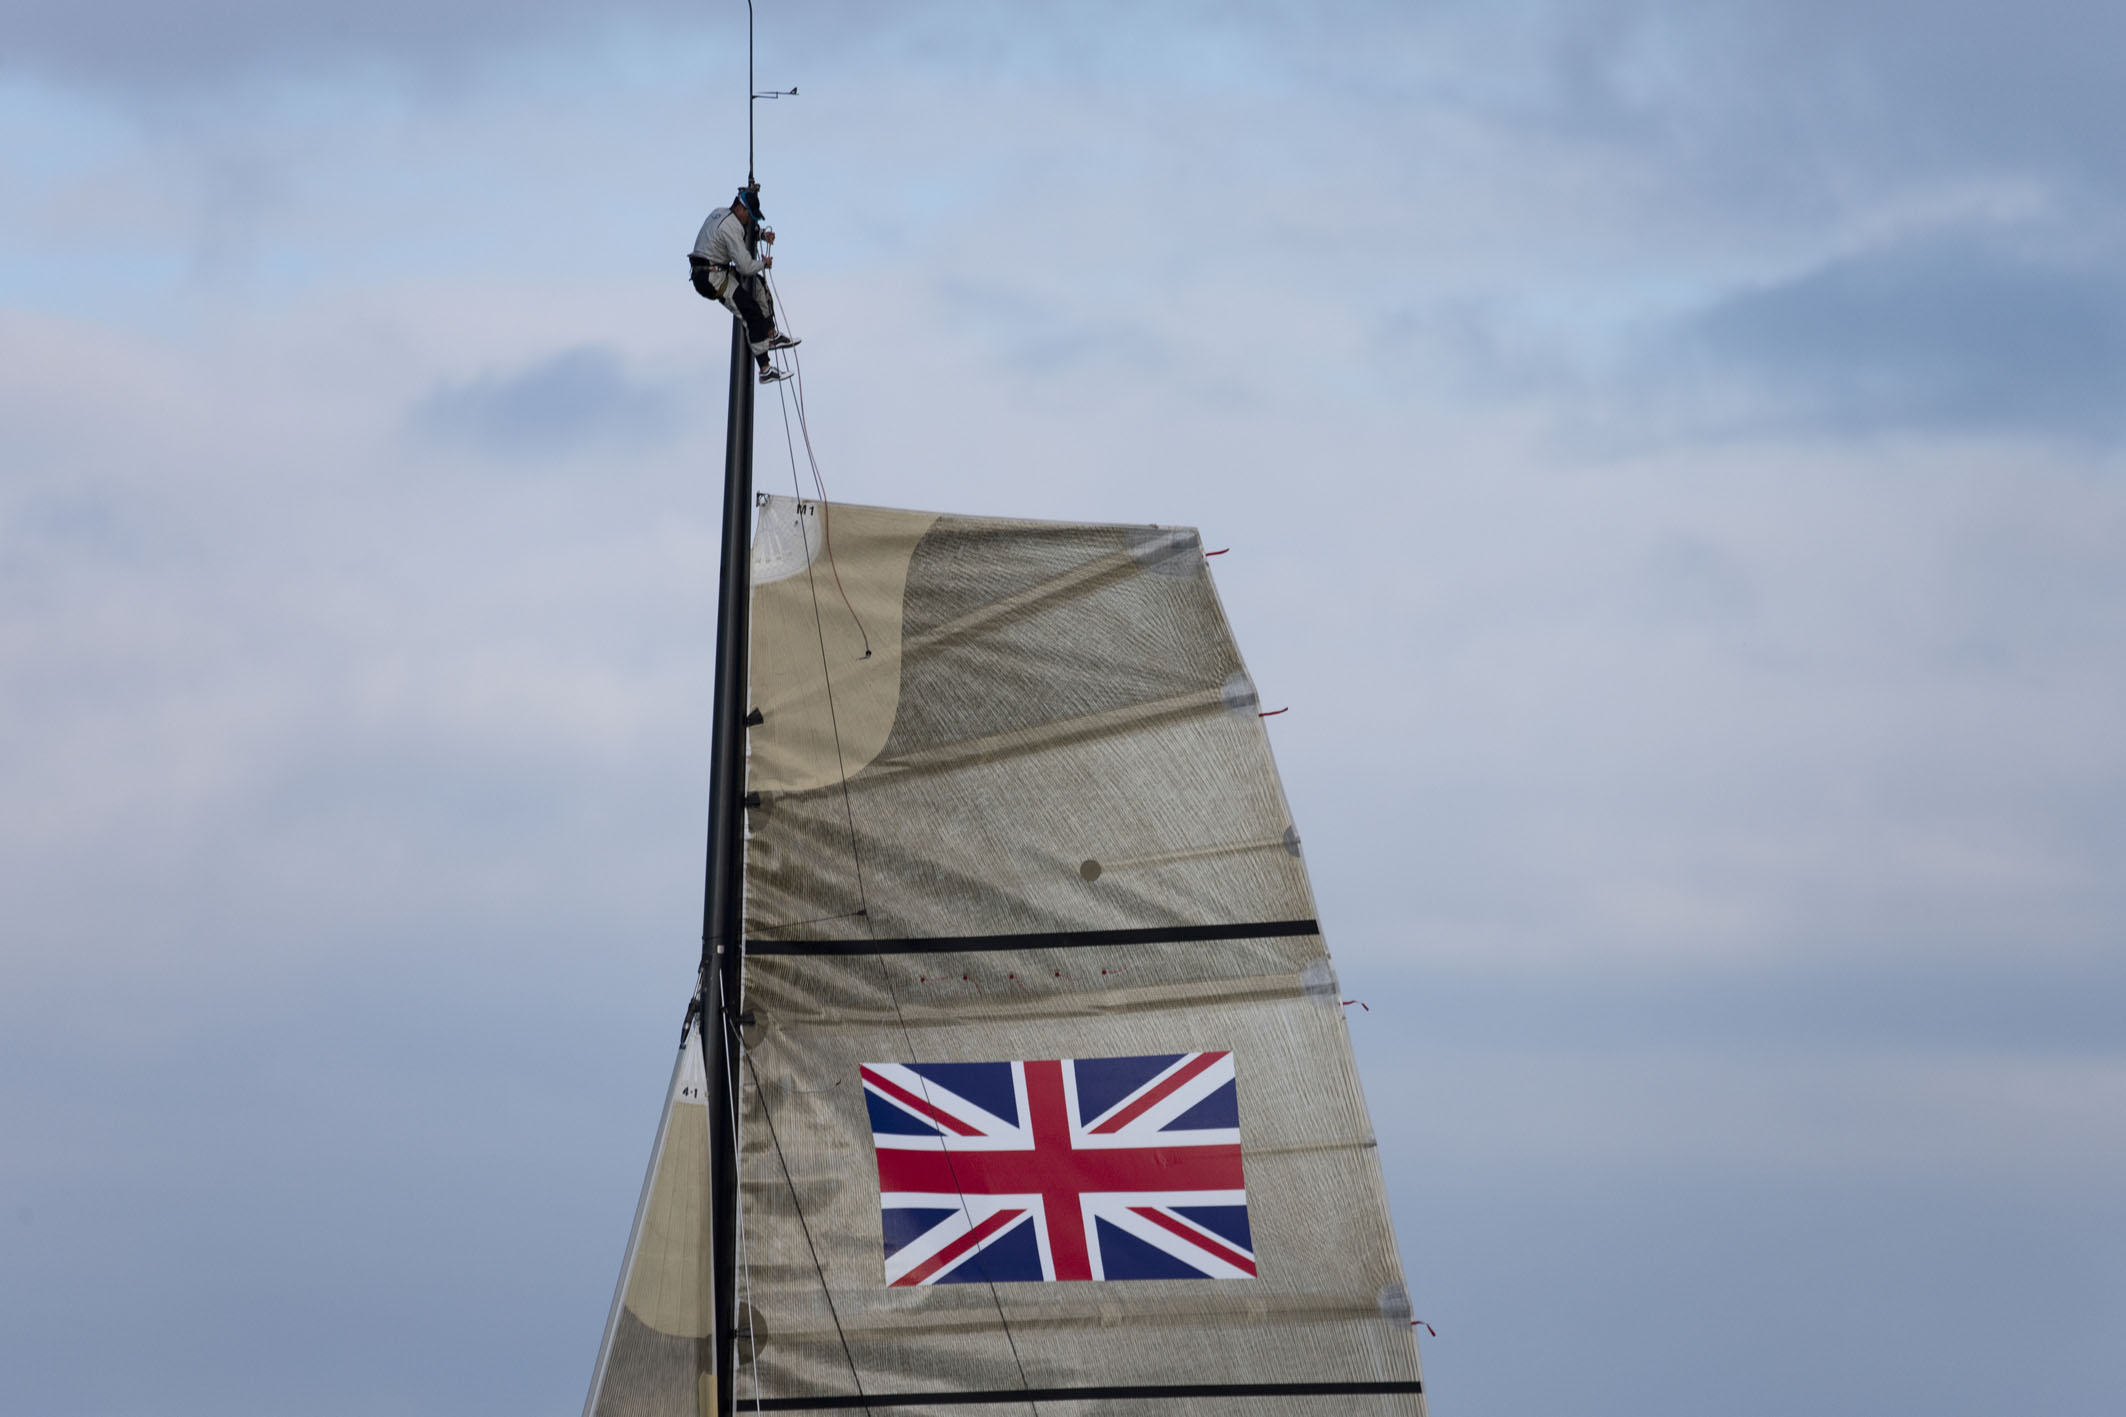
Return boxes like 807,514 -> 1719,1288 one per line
701,303 -> 755,1415
708,9 -> 768,1409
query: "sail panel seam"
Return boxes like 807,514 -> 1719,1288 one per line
749,919 -> 1321,956
748,1380 -> 1422,1409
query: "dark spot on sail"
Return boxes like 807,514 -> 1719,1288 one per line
734,1301 -> 767,1364
1080,859 -> 1102,882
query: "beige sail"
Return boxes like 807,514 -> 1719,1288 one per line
582,1024 -> 716,1417
729,496 -> 1427,1414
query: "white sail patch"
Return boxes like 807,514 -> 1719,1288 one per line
1124,525 -> 1205,577
751,501 -> 819,584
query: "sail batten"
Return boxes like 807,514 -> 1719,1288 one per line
747,918 -> 1322,955
746,1381 -> 1423,1411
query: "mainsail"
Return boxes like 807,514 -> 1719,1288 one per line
708,494 -> 1427,1412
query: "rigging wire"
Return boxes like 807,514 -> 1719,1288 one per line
773,376 -> 863,658
743,2 -> 797,187
717,313 -> 863,1411
768,378 -> 1040,1416
772,488 -> 876,1411
745,0 -> 754,184
767,270 -> 872,658
744,1046 -> 871,1416
730,7 -> 865,1408
736,18 -> 1026,1383
725,1017 -> 763,1414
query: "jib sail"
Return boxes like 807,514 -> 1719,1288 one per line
583,1024 -> 717,1417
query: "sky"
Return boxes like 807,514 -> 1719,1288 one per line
3,2 -> 2123,1413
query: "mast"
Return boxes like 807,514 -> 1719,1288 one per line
701,308 -> 755,1417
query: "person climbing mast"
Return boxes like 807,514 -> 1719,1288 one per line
689,183 -> 799,382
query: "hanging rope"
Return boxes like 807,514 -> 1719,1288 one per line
744,1047 -> 870,1414
766,367 -> 1041,1416
767,270 -> 873,659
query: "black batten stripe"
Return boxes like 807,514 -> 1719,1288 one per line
749,1380 -> 1421,1410
747,918 -> 1322,956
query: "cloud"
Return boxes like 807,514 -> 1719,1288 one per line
1730,0 -> 2126,191
408,345 -> 682,460
0,0 -> 696,88
9,8 -> 2126,1416
1677,233 -> 2126,439
0,0 -> 1261,93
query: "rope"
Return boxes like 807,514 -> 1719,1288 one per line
767,269 -> 872,658
728,1020 -> 762,1414
766,364 -> 1039,1416
745,1046 -> 869,1415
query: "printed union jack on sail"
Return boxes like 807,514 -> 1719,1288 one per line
860,1051 -> 1254,1285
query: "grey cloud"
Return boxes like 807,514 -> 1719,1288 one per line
1634,534 -> 1757,628
1379,1164 -> 2124,1417
13,7 -> 2126,1414
1742,0 -> 2126,188
1511,1 -> 2126,194
1365,957 -> 2126,1060
1682,235 -> 2126,439
1941,540 -> 2126,675
934,280 -> 1170,378
409,346 -> 680,461
0,0 -> 1177,89
21,0 -> 2126,238
0,0 -> 692,86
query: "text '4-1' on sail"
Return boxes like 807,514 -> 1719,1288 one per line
583,484 -> 1428,1414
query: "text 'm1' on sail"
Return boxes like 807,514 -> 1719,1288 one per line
734,496 -> 1426,1414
